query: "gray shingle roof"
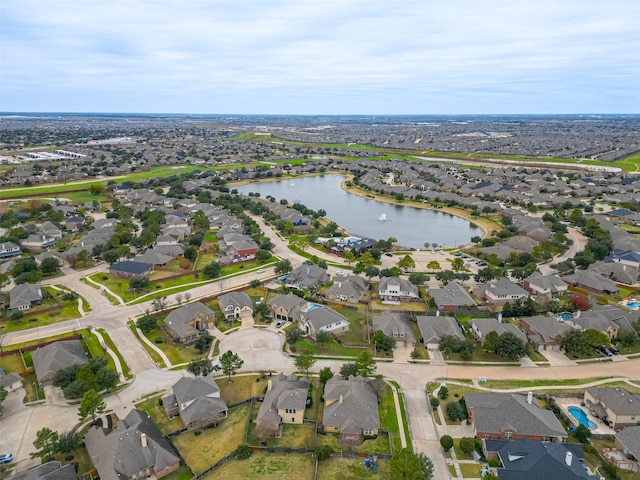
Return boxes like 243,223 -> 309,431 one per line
322,376 -> 380,433
585,387 -> 640,416
326,276 -> 368,301
31,340 -> 88,383
372,311 -> 415,341
300,304 -> 350,332
85,409 -> 180,480
429,282 -> 476,307
465,393 -> 567,439
165,302 -> 213,339
256,373 -> 310,432
520,315 -> 573,344
218,291 -> 253,312
9,282 -> 42,309
10,461 -> 77,480
616,426 -> 640,460
416,315 -> 464,343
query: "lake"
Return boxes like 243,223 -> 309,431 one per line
235,174 -> 480,248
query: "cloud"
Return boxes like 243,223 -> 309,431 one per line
1,0 -> 639,113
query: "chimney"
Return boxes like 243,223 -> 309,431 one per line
565,451 -> 572,466
338,282 -> 341,288
141,433 -> 147,448
267,379 -> 272,391
527,392 -> 533,405
339,394 -> 343,404
497,312 -> 503,323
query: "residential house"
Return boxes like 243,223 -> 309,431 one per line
484,439 -> 595,480
371,311 -> 416,346
559,309 -> 625,340
85,409 -> 180,480
523,272 -> 568,300
134,251 -> 174,266
20,234 -> 57,251
519,315 -> 573,351
562,270 -> 620,295
0,367 -> 23,392
155,233 -> 181,246
255,373 -> 311,437
268,293 -> 307,323
322,376 -> 380,443
109,261 -> 153,279
218,233 -> 258,265
589,261 -> 640,286
164,302 -> 214,345
475,278 -> 529,306
325,276 -> 369,303
10,461 -> 78,480
428,282 -> 476,312
64,216 -> 85,231
378,277 -> 420,303
614,426 -> 640,473
218,291 -> 253,320
584,387 -> 640,429
466,392 -> 567,442
416,315 -> 465,349
286,264 -> 330,291
162,376 -> 227,430
470,318 -> 527,345
40,221 -> 63,239
299,303 -> 350,340
31,340 -> 88,386
0,242 -> 22,258
9,283 -> 43,310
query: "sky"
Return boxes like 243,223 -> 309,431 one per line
1,0 -> 639,115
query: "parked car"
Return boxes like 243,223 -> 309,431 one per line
385,253 -> 393,257
609,345 -> 620,355
0,454 -> 13,465
597,345 -> 613,357
275,320 -> 286,328
257,269 -> 265,274
335,271 -> 344,276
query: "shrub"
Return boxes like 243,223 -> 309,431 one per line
430,397 -> 440,410
440,435 -> 453,452
235,444 -> 252,460
459,437 -> 475,456
438,386 -> 449,399
314,445 -> 333,461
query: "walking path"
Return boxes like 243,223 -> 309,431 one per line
84,275 -> 125,305
387,381 -> 407,449
93,328 -> 126,380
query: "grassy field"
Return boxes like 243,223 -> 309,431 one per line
172,404 -> 251,473
143,323 -> 205,366
135,395 -> 184,435
215,375 -> 269,404
1,287 -> 82,333
203,453 -> 315,480
317,457 -> 391,480
246,422 -> 317,449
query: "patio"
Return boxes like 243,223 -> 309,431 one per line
554,397 -> 615,436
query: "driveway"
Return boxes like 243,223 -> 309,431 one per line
541,350 -> 578,366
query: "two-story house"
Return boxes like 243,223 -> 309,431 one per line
218,291 -> 253,320
255,373 -> 310,437
378,277 -> 420,303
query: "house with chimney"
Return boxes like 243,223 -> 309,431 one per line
163,302 -> 214,345
322,376 -> 380,444
255,373 -> 311,438
299,303 -> 350,340
523,272 -> 569,300
584,387 -> 640,429
465,392 -> 567,442
268,293 -> 307,324
85,409 -> 180,480
218,291 -> 253,320
378,277 -> 420,303
162,376 -> 227,430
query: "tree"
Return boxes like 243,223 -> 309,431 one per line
254,302 -> 271,322
430,397 -> 440,410
417,452 -> 434,480
295,349 -> 316,377
31,427 -> 59,461
314,445 -> 333,461
408,272 -> 429,285
40,257 -> 60,275
355,351 -> 376,377
451,257 -> 465,272
446,402 -> 466,422
562,329 -> 592,356
187,358 -> 214,376
55,430 -> 83,454
193,333 -> 213,354
575,424 -> 592,443
285,328 -> 302,347
438,386 -> 449,399
316,329 -> 331,344
359,251 -> 375,266
95,368 -> 119,391
459,437 -> 475,456
364,265 -> 380,280
339,362 -> 358,378
435,270 -> 455,284
203,261 -> 221,278
77,249 -> 91,267
398,255 -> 416,271
136,313 -> 157,333
440,435 -> 454,452
274,259 -> 292,275
152,296 -> 168,312
495,332 -> 529,360
584,328 -> 609,348
319,366 -> 334,384
0,385 -> 7,406
129,276 -> 150,291
343,250 -> 356,266
389,448 -> 424,480
220,350 -> 244,382
426,260 -> 441,272
483,331 -> 499,353
184,246 -> 197,261
78,389 -> 106,422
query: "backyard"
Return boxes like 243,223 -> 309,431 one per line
202,453 -> 315,480
215,375 -> 269,405
172,404 -> 251,474
316,457 -> 390,480
135,394 -> 184,435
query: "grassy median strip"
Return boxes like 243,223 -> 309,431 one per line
96,328 -> 132,379
127,322 -> 166,368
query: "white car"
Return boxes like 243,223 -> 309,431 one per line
335,271 -> 344,276
275,320 -> 286,328
257,269 -> 265,274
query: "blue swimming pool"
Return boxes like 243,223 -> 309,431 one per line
626,302 -> 640,310
568,406 -> 597,430
557,313 -> 573,320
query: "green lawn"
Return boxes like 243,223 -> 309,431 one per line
459,463 -> 482,478
480,377 -> 610,390
1,287 -> 82,333
216,375 -> 269,404
246,422 -> 316,449
317,457 -> 391,480
128,322 -> 167,367
22,372 -> 46,402
135,395 -> 184,435
318,432 -> 390,454
378,385 -> 402,452
293,338 -> 370,358
143,322 -> 206,366
203,453 -> 315,480
172,404 -> 251,473
437,385 -> 483,425
52,447 -> 93,476
96,328 -> 132,379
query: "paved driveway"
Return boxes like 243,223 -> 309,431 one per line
541,350 -> 578,366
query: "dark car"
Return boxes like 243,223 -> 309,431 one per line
385,253 -> 393,257
609,345 -> 620,355
597,345 -> 613,357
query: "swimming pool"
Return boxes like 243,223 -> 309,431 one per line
568,406 -> 597,430
626,302 -> 640,310
557,313 -> 573,320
